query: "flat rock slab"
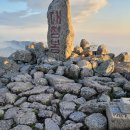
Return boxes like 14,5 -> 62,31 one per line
19,86 -> 49,96
45,74 -> 74,86
47,0 -> 74,61
55,83 -> 82,94
7,82 -> 33,93
28,93 -> 53,105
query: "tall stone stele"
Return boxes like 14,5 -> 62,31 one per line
47,0 -> 74,61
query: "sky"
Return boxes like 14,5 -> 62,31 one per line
0,0 -> 130,54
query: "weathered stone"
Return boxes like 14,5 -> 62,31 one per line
74,46 -> 83,55
45,74 -> 74,86
19,86 -> 49,96
60,101 -> 76,119
119,98 -> 130,114
78,99 -> 108,113
106,101 -> 130,130
85,113 -> 107,130
45,118 -> 60,130
14,110 -> 37,125
7,82 -> 33,93
77,60 -> 92,69
10,125 -> 32,130
73,97 -> 87,105
113,87 -> 126,98
56,66 -> 65,76
80,68 -> 93,78
14,97 -> 27,106
69,111 -> 86,122
80,87 -> 97,100
124,82 -> 130,92
47,0 -> 74,61
94,60 -> 114,76
52,114 -> 62,126
114,52 -> 130,62
80,39 -> 90,49
61,122 -> 83,130
115,62 -> 130,73
38,110 -> 53,118
34,78 -> 48,86
20,102 -> 31,108
5,92 -> 17,104
33,71 -> 44,80
28,93 -> 53,105
0,119 -> 13,130
10,50 -> 32,63
98,94 -> 110,103
65,64 -> 80,79
11,73 -> 32,82
62,94 -> 77,102
83,78 -> 111,93
29,102 -> 47,110
35,123 -> 44,130
54,83 -> 82,94
97,44 -> 109,55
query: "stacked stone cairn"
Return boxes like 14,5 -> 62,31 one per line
0,39 -> 130,130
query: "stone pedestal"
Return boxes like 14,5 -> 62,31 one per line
106,98 -> 130,130
47,0 -> 74,61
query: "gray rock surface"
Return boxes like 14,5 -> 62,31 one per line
45,118 -> 60,130
85,113 -> 107,130
0,119 -> 13,130
10,125 -> 32,130
47,0 -> 74,61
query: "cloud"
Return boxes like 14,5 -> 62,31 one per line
71,0 -> 107,22
5,0 -> 108,26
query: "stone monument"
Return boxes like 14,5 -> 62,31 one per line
47,0 -> 74,61
106,98 -> 130,130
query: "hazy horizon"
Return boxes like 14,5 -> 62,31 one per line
0,0 -> 130,55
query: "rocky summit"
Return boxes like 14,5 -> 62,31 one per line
0,0 -> 130,129
0,39 -> 130,130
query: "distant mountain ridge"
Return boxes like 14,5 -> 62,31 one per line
0,40 -> 33,57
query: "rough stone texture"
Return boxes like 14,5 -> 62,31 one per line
61,122 -> 83,130
5,92 -> 17,104
97,44 -> 109,55
14,110 -> 37,125
54,83 -> 82,94
7,82 -> 33,93
10,50 -> 32,63
77,60 -> 92,69
60,101 -> 76,119
85,113 -> 107,130
65,64 -> 80,79
81,68 -> 93,79
114,52 -> 130,62
28,93 -> 53,105
45,74 -> 74,86
0,119 -> 13,130
38,110 -> 53,118
80,39 -> 90,49
45,118 -> 60,130
94,60 -> 114,76
80,87 -> 97,100
56,66 -> 65,76
113,87 -> 126,98
78,99 -> 108,114
11,73 -> 32,82
115,62 -> 130,73
106,101 -> 130,130
62,94 -> 77,102
47,0 -> 74,61
19,86 -> 49,96
35,123 -> 44,130
34,78 -> 48,86
0,109 -> 4,118
14,97 -> 27,106
69,111 -> 86,122
10,125 -> 32,130
83,78 -> 111,93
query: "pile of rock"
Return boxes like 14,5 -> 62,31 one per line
0,39 -> 130,130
